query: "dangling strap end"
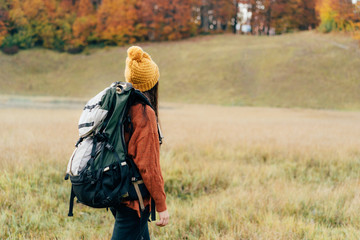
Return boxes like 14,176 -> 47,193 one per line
133,181 -> 145,212
68,185 -> 75,217
151,197 -> 156,221
75,137 -> 83,147
157,123 -> 164,145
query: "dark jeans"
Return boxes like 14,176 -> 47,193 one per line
111,205 -> 150,240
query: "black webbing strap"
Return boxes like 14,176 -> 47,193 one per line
136,208 -> 145,240
75,137 -> 84,147
101,175 -> 126,205
92,169 -> 104,205
79,133 -> 98,175
89,134 -> 98,169
112,151 -> 130,197
68,185 -> 75,217
135,199 -> 151,240
124,115 -> 134,142
151,197 -> 156,221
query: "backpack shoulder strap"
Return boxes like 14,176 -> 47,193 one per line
128,89 -> 163,145
131,89 -> 153,109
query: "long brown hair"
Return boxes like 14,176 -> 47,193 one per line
142,82 -> 159,118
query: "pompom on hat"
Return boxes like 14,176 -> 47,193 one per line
125,46 -> 160,92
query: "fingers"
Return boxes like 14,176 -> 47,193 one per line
156,210 -> 169,227
156,219 -> 165,227
163,215 -> 169,226
156,214 -> 169,227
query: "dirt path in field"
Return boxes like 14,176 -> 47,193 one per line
329,41 -> 350,50
324,37 -> 360,54
1,100 -> 360,155
0,95 -> 86,109
159,102 -> 360,151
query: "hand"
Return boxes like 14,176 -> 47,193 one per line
156,209 -> 169,227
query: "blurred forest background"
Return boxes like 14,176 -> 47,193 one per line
0,0 -> 359,53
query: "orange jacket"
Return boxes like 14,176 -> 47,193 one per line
122,103 -> 167,217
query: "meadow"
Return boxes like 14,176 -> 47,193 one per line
1,103 -> 360,239
1,31 -> 360,239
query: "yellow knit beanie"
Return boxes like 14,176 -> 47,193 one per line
124,46 -> 160,92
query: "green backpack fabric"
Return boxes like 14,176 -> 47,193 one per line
65,82 -> 159,219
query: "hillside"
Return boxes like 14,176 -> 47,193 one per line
1,31 -> 359,110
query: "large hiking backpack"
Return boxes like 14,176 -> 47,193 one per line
65,82 -> 161,220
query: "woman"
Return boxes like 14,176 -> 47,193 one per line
111,46 -> 169,240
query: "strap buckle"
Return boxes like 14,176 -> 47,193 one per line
157,122 -> 164,145
75,137 -> 84,147
105,143 -> 114,151
133,181 -> 145,211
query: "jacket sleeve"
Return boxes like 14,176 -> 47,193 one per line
128,104 -> 167,212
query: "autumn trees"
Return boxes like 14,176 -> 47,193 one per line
0,0 -> 357,53
0,0 -> 78,52
317,0 -> 360,33
247,0 -> 359,37
135,0 -> 196,41
315,0 -> 360,43
0,0 -> 202,52
245,0 -> 318,35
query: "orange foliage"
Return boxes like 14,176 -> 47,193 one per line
246,0 -> 318,34
77,0 -> 94,17
70,0 -> 97,46
23,0 -> 46,19
0,21 -> 7,46
136,0 -> 195,41
72,16 -> 97,45
96,0 -> 137,45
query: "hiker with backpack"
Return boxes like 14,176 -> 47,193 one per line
65,45 -> 168,240
110,46 -> 169,239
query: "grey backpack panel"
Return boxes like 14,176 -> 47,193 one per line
78,87 -> 110,138
66,137 -> 102,176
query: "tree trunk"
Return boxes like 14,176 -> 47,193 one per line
250,1 -> 256,35
200,0 -> 209,32
266,2 -> 272,35
233,0 -> 238,34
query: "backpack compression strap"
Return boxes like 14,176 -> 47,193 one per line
133,180 -> 145,211
68,185 -> 75,217
151,197 -> 156,221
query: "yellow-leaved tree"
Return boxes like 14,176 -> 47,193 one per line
317,0 -> 357,32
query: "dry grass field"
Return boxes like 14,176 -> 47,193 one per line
1,103 -> 360,239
